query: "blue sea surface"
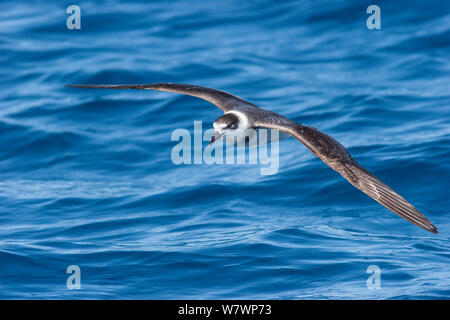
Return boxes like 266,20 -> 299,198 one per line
0,0 -> 449,299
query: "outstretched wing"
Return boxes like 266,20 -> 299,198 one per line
66,83 -> 257,112
256,113 -> 438,234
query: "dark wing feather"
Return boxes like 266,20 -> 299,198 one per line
334,161 -> 438,233
66,83 -> 256,112
256,114 -> 438,234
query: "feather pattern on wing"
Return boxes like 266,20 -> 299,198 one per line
66,83 -> 256,112
255,114 -> 438,233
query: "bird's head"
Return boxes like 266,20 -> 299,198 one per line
210,113 -> 240,144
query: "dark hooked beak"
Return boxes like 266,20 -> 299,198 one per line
209,132 -> 224,145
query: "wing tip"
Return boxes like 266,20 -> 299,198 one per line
419,219 -> 438,234
65,84 -> 111,88
65,84 -> 171,91
428,225 -> 438,234
416,214 -> 438,234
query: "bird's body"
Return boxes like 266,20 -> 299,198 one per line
67,83 -> 438,234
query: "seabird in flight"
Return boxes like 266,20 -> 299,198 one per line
66,83 -> 438,234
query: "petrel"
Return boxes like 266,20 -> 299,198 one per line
66,83 -> 438,234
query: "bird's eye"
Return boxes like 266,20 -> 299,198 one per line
228,122 -> 237,129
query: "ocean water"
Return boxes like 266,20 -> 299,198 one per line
0,0 -> 449,299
